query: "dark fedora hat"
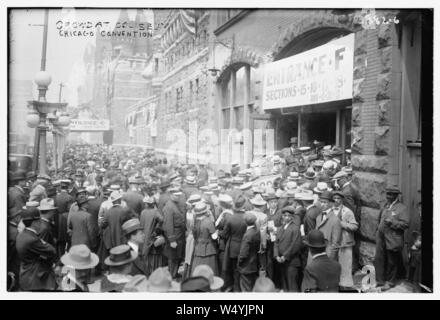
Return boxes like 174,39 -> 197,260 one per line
332,191 -> 345,199
180,276 -> 211,292
385,186 -> 401,194
233,195 -> 247,211
21,207 -> 41,222
319,190 -> 334,201
9,171 -> 26,182
303,229 -> 328,248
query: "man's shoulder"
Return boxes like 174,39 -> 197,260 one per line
308,255 -> 340,271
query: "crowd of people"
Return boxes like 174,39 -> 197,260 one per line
7,138 -> 420,293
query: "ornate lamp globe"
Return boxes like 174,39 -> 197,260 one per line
34,71 -> 52,87
58,112 -> 71,127
26,110 -> 40,128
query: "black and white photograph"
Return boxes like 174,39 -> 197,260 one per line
3,1 -> 434,298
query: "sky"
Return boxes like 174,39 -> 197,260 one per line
9,8 -> 152,106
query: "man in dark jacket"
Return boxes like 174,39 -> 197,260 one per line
86,186 -> 103,252
38,199 -> 57,247
7,207 -> 22,291
8,171 -> 28,218
16,207 -> 57,291
238,212 -> 260,292
163,188 -> 186,279
123,177 -> 145,217
275,206 -> 303,292
301,230 -> 341,292
122,218 -> 148,276
220,195 -> 247,292
68,198 -> 98,251
374,187 -> 409,290
54,180 -> 74,257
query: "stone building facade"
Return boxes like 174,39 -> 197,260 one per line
209,9 -> 428,266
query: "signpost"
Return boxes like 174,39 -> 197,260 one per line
69,119 -> 110,131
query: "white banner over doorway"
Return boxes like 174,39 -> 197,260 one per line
262,33 -> 354,110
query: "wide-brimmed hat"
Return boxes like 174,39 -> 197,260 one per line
253,276 -> 277,292
110,191 -> 123,202
218,194 -> 233,206
122,218 -> 143,236
304,168 -> 317,180
61,244 -> 99,270
281,206 -> 296,215
169,187 -> 183,196
239,182 -> 253,191
208,183 -> 221,192
294,192 -> 314,201
104,244 -> 138,267
313,182 -> 332,194
299,146 -> 311,153
250,194 -> 267,206
109,184 -> 121,191
233,195 -> 247,211
319,190 -> 334,201
180,276 -> 211,292
332,171 -> 348,180
232,177 -> 244,185
37,174 -> 51,181
21,207 -> 41,222
288,172 -> 300,181
123,275 -> 149,292
192,264 -> 224,291
38,198 -> 58,211
194,202 -> 209,216
330,146 -> 344,156
332,191 -> 345,199
303,229 -> 328,248
312,160 -> 325,168
22,201 -> 39,210
148,267 -> 180,292
185,176 -> 197,185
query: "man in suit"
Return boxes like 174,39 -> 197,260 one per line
8,207 -> 22,291
123,177 -> 145,217
8,171 -> 28,218
220,195 -> 248,292
315,191 -> 342,261
122,218 -> 147,276
101,191 -> 132,257
38,199 -> 57,247
238,213 -> 260,292
274,206 -> 303,292
68,197 -> 98,250
163,188 -> 186,279
86,185 -> 103,253
182,176 -> 199,199
157,181 -> 171,214
16,207 -> 57,291
374,187 -> 409,290
301,230 -> 341,292
54,180 -> 75,257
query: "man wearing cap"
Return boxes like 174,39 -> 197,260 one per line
301,230 -> 341,292
237,212 -> 260,292
220,195 -> 248,292
163,188 -> 186,279
16,207 -> 57,291
8,171 -> 28,219
274,206 -> 303,292
122,218 -> 148,276
374,187 -> 409,290
60,244 -> 99,292
315,191 -> 342,261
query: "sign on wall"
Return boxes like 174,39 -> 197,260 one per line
69,119 -> 110,131
262,33 -> 354,110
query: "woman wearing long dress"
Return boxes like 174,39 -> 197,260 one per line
140,196 -> 167,277
190,202 -> 219,276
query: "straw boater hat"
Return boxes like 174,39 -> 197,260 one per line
218,194 -> 233,206
275,189 -> 286,199
61,244 -> 99,270
109,184 -> 121,191
194,202 -> 209,216
192,264 -> 224,291
385,186 -> 401,194
122,218 -> 143,236
303,230 -> 328,248
110,191 -> 123,203
208,183 -> 221,192
232,177 -> 244,185
169,187 -> 183,196
286,189 -> 297,198
22,201 -> 40,210
285,181 -> 298,190
299,146 -> 311,153
240,182 -> 253,191
250,194 -> 267,207
38,198 -> 58,211
313,182 -> 332,194
147,267 -> 180,292
288,172 -> 301,181
294,192 -> 314,202
332,171 -> 349,180
143,196 -> 155,204
186,194 -> 202,206
185,175 -> 197,185
104,244 -> 138,267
